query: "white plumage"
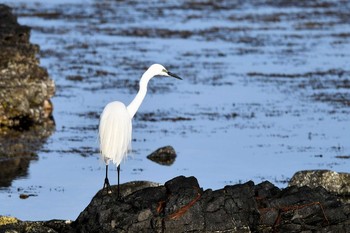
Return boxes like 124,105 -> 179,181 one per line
98,64 -> 181,196
99,101 -> 132,166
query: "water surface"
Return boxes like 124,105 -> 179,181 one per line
0,0 -> 349,220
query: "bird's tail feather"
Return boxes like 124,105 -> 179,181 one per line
99,102 -> 132,166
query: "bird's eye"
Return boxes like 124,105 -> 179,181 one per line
162,69 -> 168,74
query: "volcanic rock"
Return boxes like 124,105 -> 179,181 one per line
72,175 -> 350,233
1,175 -> 350,232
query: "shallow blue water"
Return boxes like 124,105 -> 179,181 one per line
1,0 -> 349,220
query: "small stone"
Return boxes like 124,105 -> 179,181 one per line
110,220 -> 116,229
19,194 -> 29,199
19,193 -> 37,199
146,145 -> 177,166
137,209 -> 152,222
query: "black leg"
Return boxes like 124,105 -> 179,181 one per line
117,165 -> 121,199
103,164 -> 112,194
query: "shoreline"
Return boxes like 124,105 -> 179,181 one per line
1,170 -> 349,232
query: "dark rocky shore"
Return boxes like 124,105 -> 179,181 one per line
0,4 -> 54,128
0,4 -> 55,187
1,170 -> 350,233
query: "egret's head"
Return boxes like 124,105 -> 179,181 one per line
148,64 -> 182,80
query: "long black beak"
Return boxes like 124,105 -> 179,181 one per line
167,71 -> 182,80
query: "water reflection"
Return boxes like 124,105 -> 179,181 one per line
0,157 -> 33,187
0,120 -> 55,187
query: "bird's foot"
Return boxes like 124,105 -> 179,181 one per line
103,177 -> 112,195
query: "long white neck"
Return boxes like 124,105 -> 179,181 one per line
127,71 -> 153,118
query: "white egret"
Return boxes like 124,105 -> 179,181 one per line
99,64 -> 181,197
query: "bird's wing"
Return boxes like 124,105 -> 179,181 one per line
99,101 -> 132,166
